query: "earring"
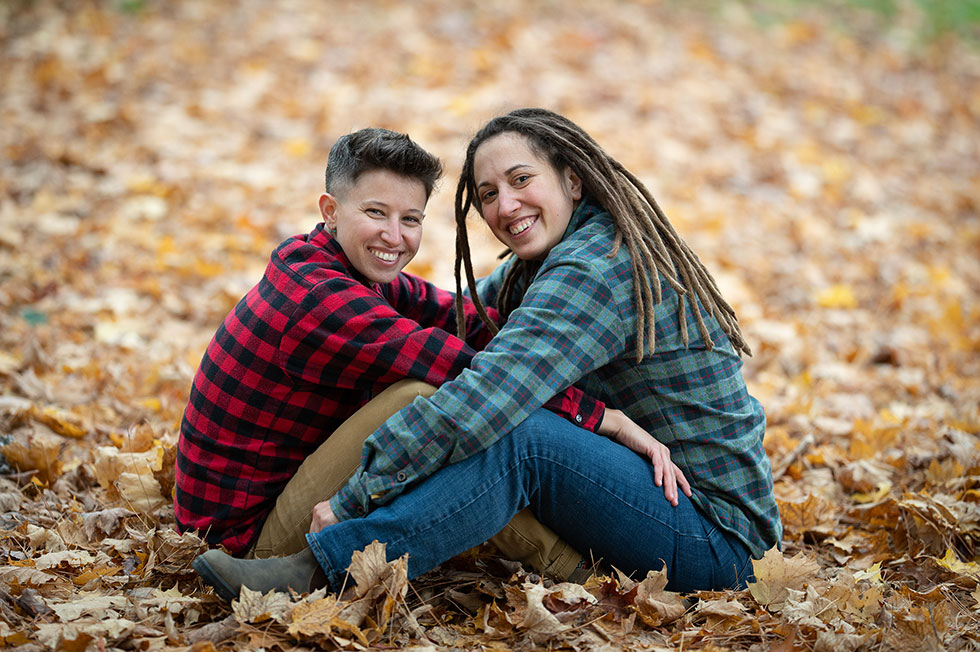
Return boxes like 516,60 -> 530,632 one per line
329,226 -> 337,236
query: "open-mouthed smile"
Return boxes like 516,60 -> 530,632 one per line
369,248 -> 399,263
508,216 -> 537,235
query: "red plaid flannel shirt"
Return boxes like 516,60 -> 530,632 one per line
174,223 -> 603,553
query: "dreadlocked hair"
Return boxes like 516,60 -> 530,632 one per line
453,108 -> 751,360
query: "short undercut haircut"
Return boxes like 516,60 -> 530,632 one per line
324,128 -> 443,199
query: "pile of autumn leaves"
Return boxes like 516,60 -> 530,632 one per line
1,402 -> 978,651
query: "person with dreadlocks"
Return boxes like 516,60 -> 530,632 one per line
193,109 -> 781,599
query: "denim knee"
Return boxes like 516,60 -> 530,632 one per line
506,410 -> 571,456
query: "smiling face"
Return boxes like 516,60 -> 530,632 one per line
318,168 -> 427,284
473,132 -> 582,261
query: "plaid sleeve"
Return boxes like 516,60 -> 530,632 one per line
384,272 -> 499,352
467,261 -> 605,432
384,271 -> 604,432
280,275 -> 479,390
330,255 -> 627,521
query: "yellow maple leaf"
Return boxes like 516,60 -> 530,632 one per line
853,561 -> 884,585
778,493 -> 839,535
288,596 -> 369,646
33,407 -> 87,439
933,548 -> 980,585
72,565 -> 122,586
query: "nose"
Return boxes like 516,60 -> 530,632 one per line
497,187 -> 521,218
379,217 -> 401,245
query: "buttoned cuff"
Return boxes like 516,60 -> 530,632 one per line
329,484 -> 367,522
578,395 -> 605,433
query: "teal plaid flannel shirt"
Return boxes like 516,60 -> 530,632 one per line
330,197 -> 782,557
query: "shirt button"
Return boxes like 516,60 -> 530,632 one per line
574,414 -> 583,423
396,471 -> 407,482
356,506 -> 366,516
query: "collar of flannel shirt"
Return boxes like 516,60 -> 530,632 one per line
561,194 -> 604,243
309,222 -> 385,295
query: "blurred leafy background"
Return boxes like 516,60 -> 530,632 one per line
1,0 -> 978,649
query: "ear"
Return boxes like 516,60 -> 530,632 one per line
565,168 -> 582,201
318,193 -> 338,229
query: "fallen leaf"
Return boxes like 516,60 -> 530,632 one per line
747,547 -> 821,611
232,586 -> 292,625
932,548 -> 980,586
518,582 -> 571,640
631,567 -> 687,627
115,471 -> 167,513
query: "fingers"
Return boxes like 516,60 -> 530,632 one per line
651,446 -> 664,487
309,510 -> 323,534
645,442 -> 685,506
675,465 -> 693,497
620,427 -> 689,507
663,456 -> 678,506
647,443 -> 678,506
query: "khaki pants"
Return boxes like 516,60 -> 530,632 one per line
249,379 -> 583,580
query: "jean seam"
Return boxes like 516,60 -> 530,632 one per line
307,534 -> 346,591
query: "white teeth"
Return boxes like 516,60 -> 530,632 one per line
370,248 -> 397,262
509,217 -> 535,235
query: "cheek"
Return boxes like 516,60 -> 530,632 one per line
482,210 -> 501,233
406,232 -> 422,253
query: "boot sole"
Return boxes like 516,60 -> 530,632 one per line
192,555 -> 239,603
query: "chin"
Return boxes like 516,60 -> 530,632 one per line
513,247 -> 543,261
376,269 -> 404,284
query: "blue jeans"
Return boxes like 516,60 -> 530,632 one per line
307,409 -> 754,593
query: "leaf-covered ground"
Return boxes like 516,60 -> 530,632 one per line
1,1 -> 979,650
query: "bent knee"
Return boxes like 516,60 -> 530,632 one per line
508,409 -> 580,450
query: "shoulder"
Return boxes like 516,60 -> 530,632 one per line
528,222 -> 631,314
542,210 -> 627,279
270,229 -> 356,293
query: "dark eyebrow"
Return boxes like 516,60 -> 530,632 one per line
476,164 -> 532,190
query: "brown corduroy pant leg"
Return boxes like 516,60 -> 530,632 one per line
248,379 -> 583,580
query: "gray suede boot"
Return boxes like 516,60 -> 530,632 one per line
193,546 -> 327,602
